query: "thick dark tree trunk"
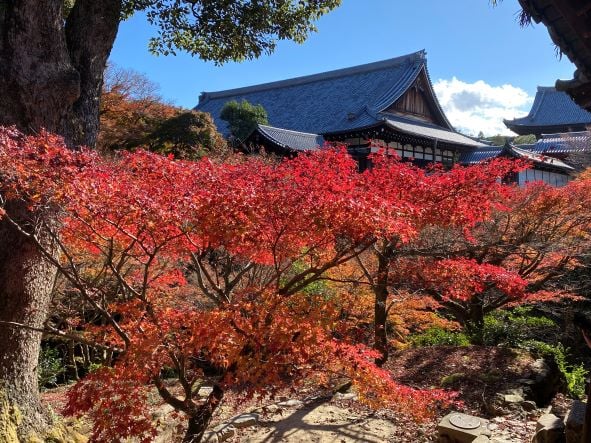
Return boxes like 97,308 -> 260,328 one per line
466,301 -> 485,343
0,0 -> 121,438
373,245 -> 390,367
183,386 -> 224,443
0,203 -> 58,437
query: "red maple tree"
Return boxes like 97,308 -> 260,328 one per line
0,129 -> 458,442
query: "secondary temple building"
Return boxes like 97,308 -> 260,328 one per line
504,87 -> 591,138
196,50 -> 577,186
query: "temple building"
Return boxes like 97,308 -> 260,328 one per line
504,87 -> 591,137
196,50 -> 485,169
460,141 -> 574,187
196,50 -> 577,186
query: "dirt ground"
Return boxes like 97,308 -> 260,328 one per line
41,345 -> 570,442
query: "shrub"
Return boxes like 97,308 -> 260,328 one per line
410,327 -> 471,347
38,346 -> 65,389
480,307 -> 558,347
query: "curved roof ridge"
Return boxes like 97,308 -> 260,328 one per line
420,62 -> 454,130
370,61 -> 423,112
371,63 -> 454,130
199,50 -> 425,105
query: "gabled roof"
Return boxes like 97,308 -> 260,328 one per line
249,124 -> 324,151
196,50 -> 454,136
504,87 -> 591,131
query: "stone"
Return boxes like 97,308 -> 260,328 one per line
503,394 -> 524,403
229,413 -> 259,428
264,404 -> 279,413
437,412 -> 490,443
532,414 -> 565,443
197,386 -> 214,397
212,423 -> 236,442
528,358 -> 564,405
473,436 -> 490,443
277,399 -> 304,408
565,401 -> 586,443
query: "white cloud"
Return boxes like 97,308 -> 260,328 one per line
433,77 -> 533,137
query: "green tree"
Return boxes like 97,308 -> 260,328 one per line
513,134 -> 537,145
148,110 -> 229,160
0,1 -> 341,438
220,99 -> 269,141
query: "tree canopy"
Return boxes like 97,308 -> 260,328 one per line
220,99 -> 269,141
120,0 -> 342,62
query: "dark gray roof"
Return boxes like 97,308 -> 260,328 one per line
381,114 -> 484,148
460,142 -> 574,171
459,147 -> 503,164
253,124 -> 324,151
531,131 -> 591,154
323,112 -> 485,148
504,87 -> 591,130
197,50 -> 454,136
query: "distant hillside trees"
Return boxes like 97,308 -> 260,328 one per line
99,65 -> 227,160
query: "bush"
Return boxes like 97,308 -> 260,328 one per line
410,327 -> 471,347
38,346 -> 65,389
521,340 -> 588,399
480,307 -> 558,347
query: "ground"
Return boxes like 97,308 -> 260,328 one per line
40,345 -> 574,442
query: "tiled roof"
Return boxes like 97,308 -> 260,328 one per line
504,87 -> 591,129
197,50 -> 454,136
253,124 -> 324,151
323,112 -> 486,148
459,147 -> 503,164
530,131 -> 591,154
460,142 -> 574,171
381,114 -> 485,148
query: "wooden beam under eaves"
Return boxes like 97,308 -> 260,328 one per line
552,0 -> 591,43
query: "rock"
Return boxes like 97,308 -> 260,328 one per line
264,404 -> 279,413
197,386 -> 214,397
229,413 -> 259,428
437,412 -> 490,443
277,399 -> 303,408
212,423 -> 236,442
521,400 -> 538,411
503,394 -> 524,403
532,414 -> 565,443
528,358 -> 565,405
565,401 -> 586,443
473,436 -> 490,443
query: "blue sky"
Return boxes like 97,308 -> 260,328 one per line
109,0 -> 577,136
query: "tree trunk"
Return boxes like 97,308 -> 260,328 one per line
0,0 -> 121,438
466,300 -> 485,343
0,203 -> 58,438
183,386 -> 224,443
373,245 -> 390,367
